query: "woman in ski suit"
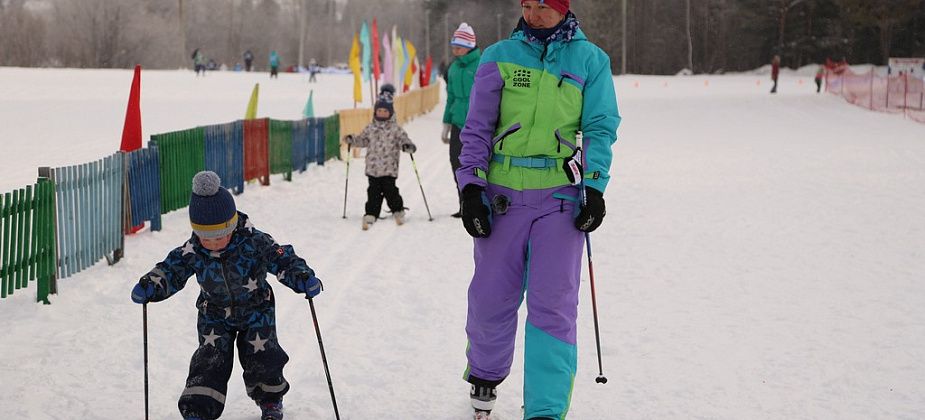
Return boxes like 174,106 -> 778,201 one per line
456,1 -> 620,419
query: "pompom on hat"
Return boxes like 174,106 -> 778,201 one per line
189,171 -> 238,239
450,23 -> 477,49
521,0 -> 569,16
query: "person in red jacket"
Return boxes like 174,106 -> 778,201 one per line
771,55 -> 780,94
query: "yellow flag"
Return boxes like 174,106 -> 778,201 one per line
349,32 -> 362,103
403,40 -> 417,90
245,83 -> 259,119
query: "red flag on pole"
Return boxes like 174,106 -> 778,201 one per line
372,18 -> 381,82
120,65 -> 142,152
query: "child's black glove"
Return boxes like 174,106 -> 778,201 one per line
461,184 -> 492,238
293,272 -> 323,298
575,188 -> 606,232
344,135 -> 354,145
402,143 -> 417,153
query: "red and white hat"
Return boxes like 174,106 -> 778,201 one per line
521,0 -> 570,16
450,22 -> 477,49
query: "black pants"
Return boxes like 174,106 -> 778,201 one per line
815,79 -> 822,93
178,310 -> 289,419
270,66 -> 278,78
366,175 -> 403,217
449,125 -> 463,209
771,78 -> 778,93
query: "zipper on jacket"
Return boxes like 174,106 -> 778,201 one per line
492,123 -> 522,151
540,42 -> 549,62
219,256 -> 235,318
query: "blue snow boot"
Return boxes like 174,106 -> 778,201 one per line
259,400 -> 284,420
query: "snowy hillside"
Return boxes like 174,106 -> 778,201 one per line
1,68 -> 924,420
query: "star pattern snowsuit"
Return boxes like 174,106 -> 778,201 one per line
141,212 -> 315,420
455,14 -> 620,419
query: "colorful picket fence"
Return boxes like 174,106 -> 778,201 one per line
50,153 -> 125,281
2,84 -> 442,304
1,178 -> 56,303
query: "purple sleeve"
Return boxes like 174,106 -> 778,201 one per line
454,62 -> 504,191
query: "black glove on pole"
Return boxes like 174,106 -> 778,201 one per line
575,187 -> 605,232
461,184 -> 492,238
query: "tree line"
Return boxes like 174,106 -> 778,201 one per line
2,0 -> 923,74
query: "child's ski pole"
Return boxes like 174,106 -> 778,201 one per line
143,303 -> 150,419
409,153 -> 433,221
342,144 -> 351,219
576,131 -> 607,385
308,297 -> 341,419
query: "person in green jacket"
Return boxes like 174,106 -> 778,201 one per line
443,22 -> 481,218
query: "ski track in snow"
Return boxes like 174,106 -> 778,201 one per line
1,68 -> 924,419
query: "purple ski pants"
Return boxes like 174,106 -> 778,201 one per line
464,184 -> 584,403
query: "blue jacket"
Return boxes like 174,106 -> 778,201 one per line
142,212 -> 314,320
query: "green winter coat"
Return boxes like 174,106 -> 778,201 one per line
442,48 -> 481,129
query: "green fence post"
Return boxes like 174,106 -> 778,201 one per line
1,192 -> 9,298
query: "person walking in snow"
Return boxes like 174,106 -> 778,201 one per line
770,54 -> 780,94
443,22 -> 481,218
192,48 -> 206,76
269,50 -> 280,78
243,49 -> 255,72
815,64 -> 825,93
345,85 -> 417,230
129,171 -> 323,420
455,1 -> 620,419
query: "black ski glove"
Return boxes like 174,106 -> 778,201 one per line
461,184 -> 492,238
575,187 -> 606,232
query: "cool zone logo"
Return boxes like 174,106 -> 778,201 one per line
512,69 -> 532,88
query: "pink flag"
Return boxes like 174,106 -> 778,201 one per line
381,32 -> 393,86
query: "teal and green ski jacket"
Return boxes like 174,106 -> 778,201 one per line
454,22 -> 621,193
443,47 -> 481,129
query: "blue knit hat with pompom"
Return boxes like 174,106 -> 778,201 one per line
189,171 -> 237,239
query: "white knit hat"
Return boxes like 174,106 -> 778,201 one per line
450,22 -> 477,49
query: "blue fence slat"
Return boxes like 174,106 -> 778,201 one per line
127,148 -> 162,231
204,121 -> 244,194
311,117 -> 326,165
291,119 -> 309,173
52,154 -> 124,279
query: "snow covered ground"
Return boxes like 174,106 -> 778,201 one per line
1,67 -> 924,420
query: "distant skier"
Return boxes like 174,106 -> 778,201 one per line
244,49 -> 255,72
269,50 -> 280,78
815,65 -> 825,93
130,171 -> 324,420
192,48 -> 206,76
771,54 -> 780,94
308,58 -> 320,83
344,85 -> 417,230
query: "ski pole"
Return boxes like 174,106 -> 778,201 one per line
143,303 -> 150,419
308,297 -> 341,420
582,228 -> 607,384
576,130 -> 607,384
408,153 -> 433,221
342,143 -> 351,219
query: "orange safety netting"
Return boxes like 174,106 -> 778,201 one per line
825,62 -> 925,123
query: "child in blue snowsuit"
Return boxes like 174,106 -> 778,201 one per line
131,171 -> 323,420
